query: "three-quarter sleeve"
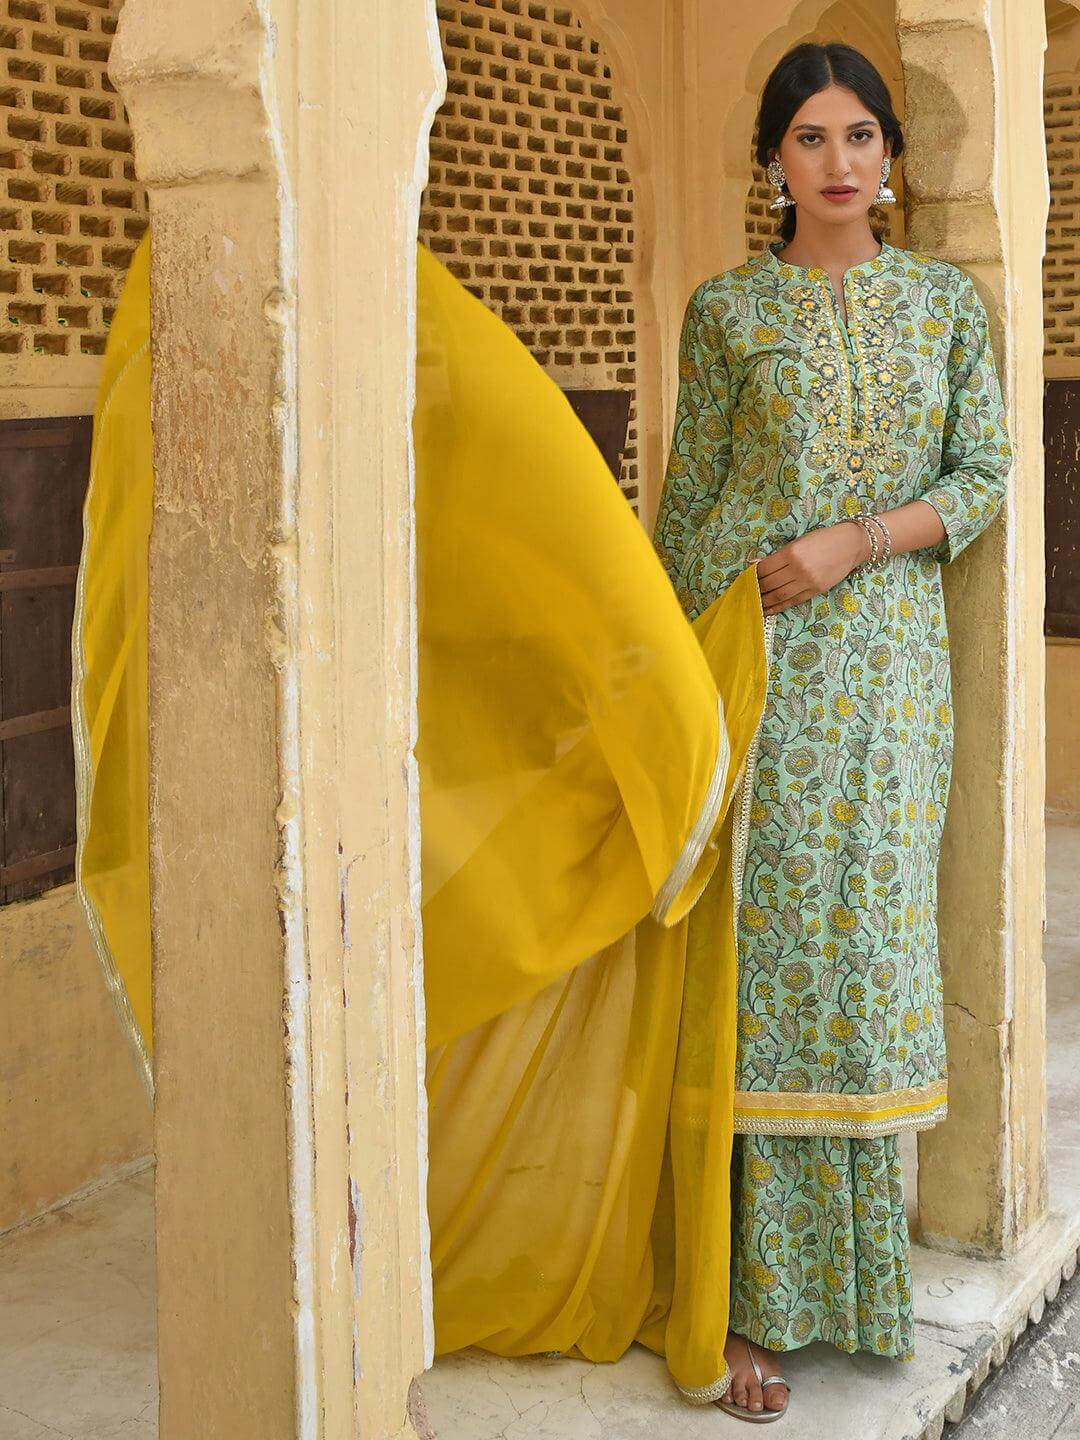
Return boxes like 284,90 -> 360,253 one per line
652,285 -> 734,594
919,274 -> 1013,564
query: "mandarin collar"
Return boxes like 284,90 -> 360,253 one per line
763,238 -> 895,282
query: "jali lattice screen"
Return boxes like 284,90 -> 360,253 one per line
419,0 -> 640,507
0,0 -> 147,359
1044,76 -> 1080,375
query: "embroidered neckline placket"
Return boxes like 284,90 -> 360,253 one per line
817,270 -> 870,440
768,241 -> 887,447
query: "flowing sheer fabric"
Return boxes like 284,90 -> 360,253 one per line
75,237 -> 770,1403
415,246 -> 770,1400
72,230 -> 152,1091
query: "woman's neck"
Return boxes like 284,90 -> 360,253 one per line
775,219 -> 881,271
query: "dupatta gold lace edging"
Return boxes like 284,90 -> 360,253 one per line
650,691 -> 731,925
676,1362 -> 734,1405
730,610 -> 778,953
661,589 -> 771,1410
70,337 -> 154,1098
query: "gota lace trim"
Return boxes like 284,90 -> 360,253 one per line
676,1362 -> 734,1405
732,1107 -> 946,1138
651,692 -> 730,924
733,1082 -> 947,1139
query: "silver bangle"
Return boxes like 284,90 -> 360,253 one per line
848,511 -> 892,577
848,514 -> 878,577
867,513 -> 892,566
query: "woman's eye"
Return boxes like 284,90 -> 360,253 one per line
796,130 -> 874,144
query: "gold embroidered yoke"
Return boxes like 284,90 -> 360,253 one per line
654,239 -> 1014,1137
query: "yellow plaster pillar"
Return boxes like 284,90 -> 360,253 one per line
109,0 -> 441,1434
897,0 -> 1048,1257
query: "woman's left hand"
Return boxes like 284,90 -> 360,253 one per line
756,522 -> 869,616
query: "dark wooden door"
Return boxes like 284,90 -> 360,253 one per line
1044,379 -> 1080,638
561,390 -> 633,485
0,416 -> 91,903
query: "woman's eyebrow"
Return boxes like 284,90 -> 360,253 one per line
793,118 -> 879,132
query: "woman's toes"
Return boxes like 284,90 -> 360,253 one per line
764,1384 -> 788,1411
745,1379 -> 764,1411
732,1381 -> 750,1410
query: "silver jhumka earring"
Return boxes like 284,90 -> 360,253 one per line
875,156 -> 897,205
766,158 -> 795,210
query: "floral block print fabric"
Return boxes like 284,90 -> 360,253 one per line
729,1131 -> 916,1359
654,240 -> 1013,1138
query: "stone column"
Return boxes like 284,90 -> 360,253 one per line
109,1 -> 441,1434
896,0 -> 1048,1256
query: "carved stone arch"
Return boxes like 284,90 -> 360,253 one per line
419,0 -> 660,515
573,0 -> 668,511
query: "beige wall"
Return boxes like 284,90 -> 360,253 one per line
1048,641 -> 1080,811
0,0 -> 152,1232
0,356 -> 104,418
0,336 -> 116,1244
0,887 -> 151,1233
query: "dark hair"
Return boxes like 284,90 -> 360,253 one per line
754,42 -> 904,242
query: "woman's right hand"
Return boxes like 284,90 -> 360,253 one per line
755,521 -> 871,616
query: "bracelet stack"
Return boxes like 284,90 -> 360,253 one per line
848,512 -> 892,578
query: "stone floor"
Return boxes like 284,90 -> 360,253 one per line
2,816 -> 1078,1439
0,1166 -> 156,1439
949,1261 -> 1080,1439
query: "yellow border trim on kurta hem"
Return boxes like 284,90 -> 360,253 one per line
733,1077 -> 947,1137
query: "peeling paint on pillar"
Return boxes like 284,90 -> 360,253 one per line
349,1177 -> 364,1386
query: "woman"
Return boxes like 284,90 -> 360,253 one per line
653,41 -> 1013,1419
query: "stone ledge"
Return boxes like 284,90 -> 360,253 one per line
419,1215 -> 1080,1439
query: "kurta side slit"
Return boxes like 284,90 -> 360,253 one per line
654,238 -> 1013,1360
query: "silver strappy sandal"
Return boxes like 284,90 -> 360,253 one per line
714,1335 -> 791,1423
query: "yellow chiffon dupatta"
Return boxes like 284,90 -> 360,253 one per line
72,229 -> 153,1091
415,245 -> 769,1400
75,236 -> 769,1403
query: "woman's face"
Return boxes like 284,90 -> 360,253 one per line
773,82 -> 890,228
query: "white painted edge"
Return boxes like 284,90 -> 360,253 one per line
409,1 -> 450,1375
254,4 -> 318,1435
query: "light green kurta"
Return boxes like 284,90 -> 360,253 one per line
654,238 -> 1013,1142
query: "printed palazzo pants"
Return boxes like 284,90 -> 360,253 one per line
729,1132 -> 917,1360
